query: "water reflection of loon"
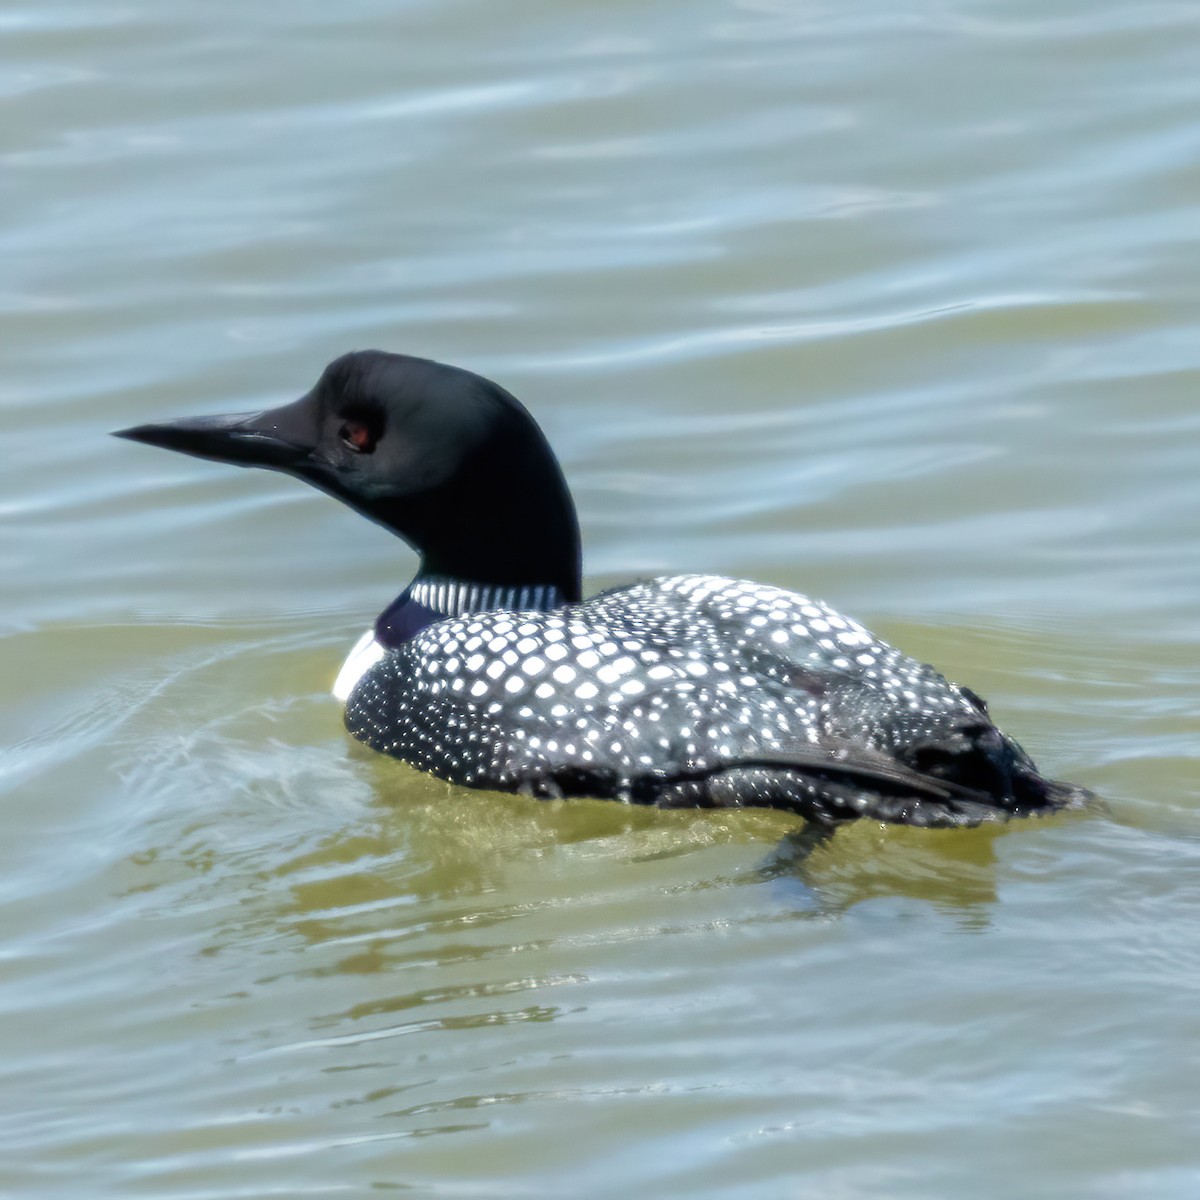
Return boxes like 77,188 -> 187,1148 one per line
117,350 -> 1090,828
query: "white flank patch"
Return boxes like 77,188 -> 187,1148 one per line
332,629 -> 386,702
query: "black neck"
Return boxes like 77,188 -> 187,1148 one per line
329,392 -> 583,604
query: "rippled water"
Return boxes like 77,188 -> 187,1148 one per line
4,0 -> 1199,1195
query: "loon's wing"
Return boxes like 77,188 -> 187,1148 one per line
511,733 -> 1087,828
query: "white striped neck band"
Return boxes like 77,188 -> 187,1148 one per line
408,576 -> 566,618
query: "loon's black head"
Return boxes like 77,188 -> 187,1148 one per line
115,351 -> 582,601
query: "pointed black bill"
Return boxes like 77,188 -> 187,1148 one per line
113,394 -> 317,469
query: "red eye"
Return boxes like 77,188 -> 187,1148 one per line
340,420 -> 375,453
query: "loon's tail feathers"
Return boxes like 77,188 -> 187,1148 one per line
896,720 -> 1093,823
665,732 -> 1092,829
1013,772 -> 1095,815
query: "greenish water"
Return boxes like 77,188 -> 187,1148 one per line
3,1 -> 1199,1195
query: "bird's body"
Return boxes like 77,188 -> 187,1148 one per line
117,350 -> 1089,827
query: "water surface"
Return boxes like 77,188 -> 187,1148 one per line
3,1 -> 1199,1195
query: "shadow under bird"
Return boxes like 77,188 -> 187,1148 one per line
115,350 -> 1091,827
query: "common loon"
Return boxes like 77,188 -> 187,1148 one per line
116,350 -> 1089,827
